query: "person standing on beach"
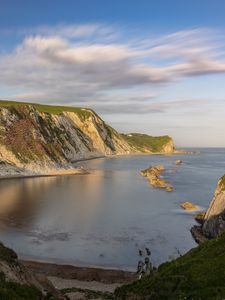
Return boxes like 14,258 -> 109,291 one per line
137,260 -> 145,279
144,257 -> 153,275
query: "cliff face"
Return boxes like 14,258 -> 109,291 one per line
0,101 -> 175,174
0,242 -> 61,299
202,174 -> 225,238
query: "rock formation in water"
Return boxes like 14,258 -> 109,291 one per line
180,202 -> 199,211
175,159 -> 183,165
0,100 -> 175,176
140,165 -> 173,191
191,174 -> 225,243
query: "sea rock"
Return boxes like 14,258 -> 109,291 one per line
140,165 -> 173,191
175,160 -> 183,165
195,212 -> 206,225
180,202 -> 199,211
166,186 -> 174,192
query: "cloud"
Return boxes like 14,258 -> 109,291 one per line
1,24 -> 225,113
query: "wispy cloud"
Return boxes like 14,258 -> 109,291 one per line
1,24 -> 225,114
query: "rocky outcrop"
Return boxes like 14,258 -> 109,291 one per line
0,101 -> 176,176
202,174 -> 225,238
0,242 -> 63,299
180,202 -> 199,211
191,174 -> 225,242
175,159 -> 183,165
140,165 -> 173,191
194,212 -> 206,224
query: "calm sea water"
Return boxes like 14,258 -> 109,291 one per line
0,148 -> 224,270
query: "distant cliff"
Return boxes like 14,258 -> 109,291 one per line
121,133 -> 174,153
0,100 -> 175,175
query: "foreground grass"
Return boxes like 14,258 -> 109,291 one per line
61,287 -> 113,299
121,133 -> 172,153
0,272 -> 42,300
115,232 -> 225,299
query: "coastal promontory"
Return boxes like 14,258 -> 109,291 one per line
0,100 -> 176,177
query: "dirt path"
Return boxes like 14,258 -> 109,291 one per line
48,275 -> 121,293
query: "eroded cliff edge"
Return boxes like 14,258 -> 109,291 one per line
192,174 -> 225,242
0,100 -> 175,176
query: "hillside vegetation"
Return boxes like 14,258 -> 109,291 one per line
0,100 -> 93,119
0,242 -> 56,300
115,232 -> 225,300
121,133 -> 173,153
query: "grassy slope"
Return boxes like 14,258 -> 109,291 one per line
219,174 -> 225,191
121,133 -> 172,152
115,232 -> 225,300
0,99 -> 94,119
0,243 -> 42,300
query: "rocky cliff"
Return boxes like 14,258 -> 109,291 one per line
191,174 -> 225,243
0,100 -> 175,175
202,174 -> 225,238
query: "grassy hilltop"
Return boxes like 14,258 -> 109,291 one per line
121,133 -> 173,153
0,100 -> 94,119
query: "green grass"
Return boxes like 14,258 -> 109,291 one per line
115,232 -> 225,299
0,243 -> 18,265
121,133 -> 172,152
0,282 -> 41,300
61,287 -> 113,299
219,174 -> 225,191
0,100 -> 95,120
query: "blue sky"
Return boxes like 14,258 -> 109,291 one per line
0,0 -> 225,147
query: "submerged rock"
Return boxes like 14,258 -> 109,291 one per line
180,202 -> 199,211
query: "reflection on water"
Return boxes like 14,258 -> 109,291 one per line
0,149 -> 225,270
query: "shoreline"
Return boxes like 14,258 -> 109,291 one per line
21,259 -> 136,284
0,150 -> 193,181
0,166 -> 89,180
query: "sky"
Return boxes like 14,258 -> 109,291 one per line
0,0 -> 225,147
